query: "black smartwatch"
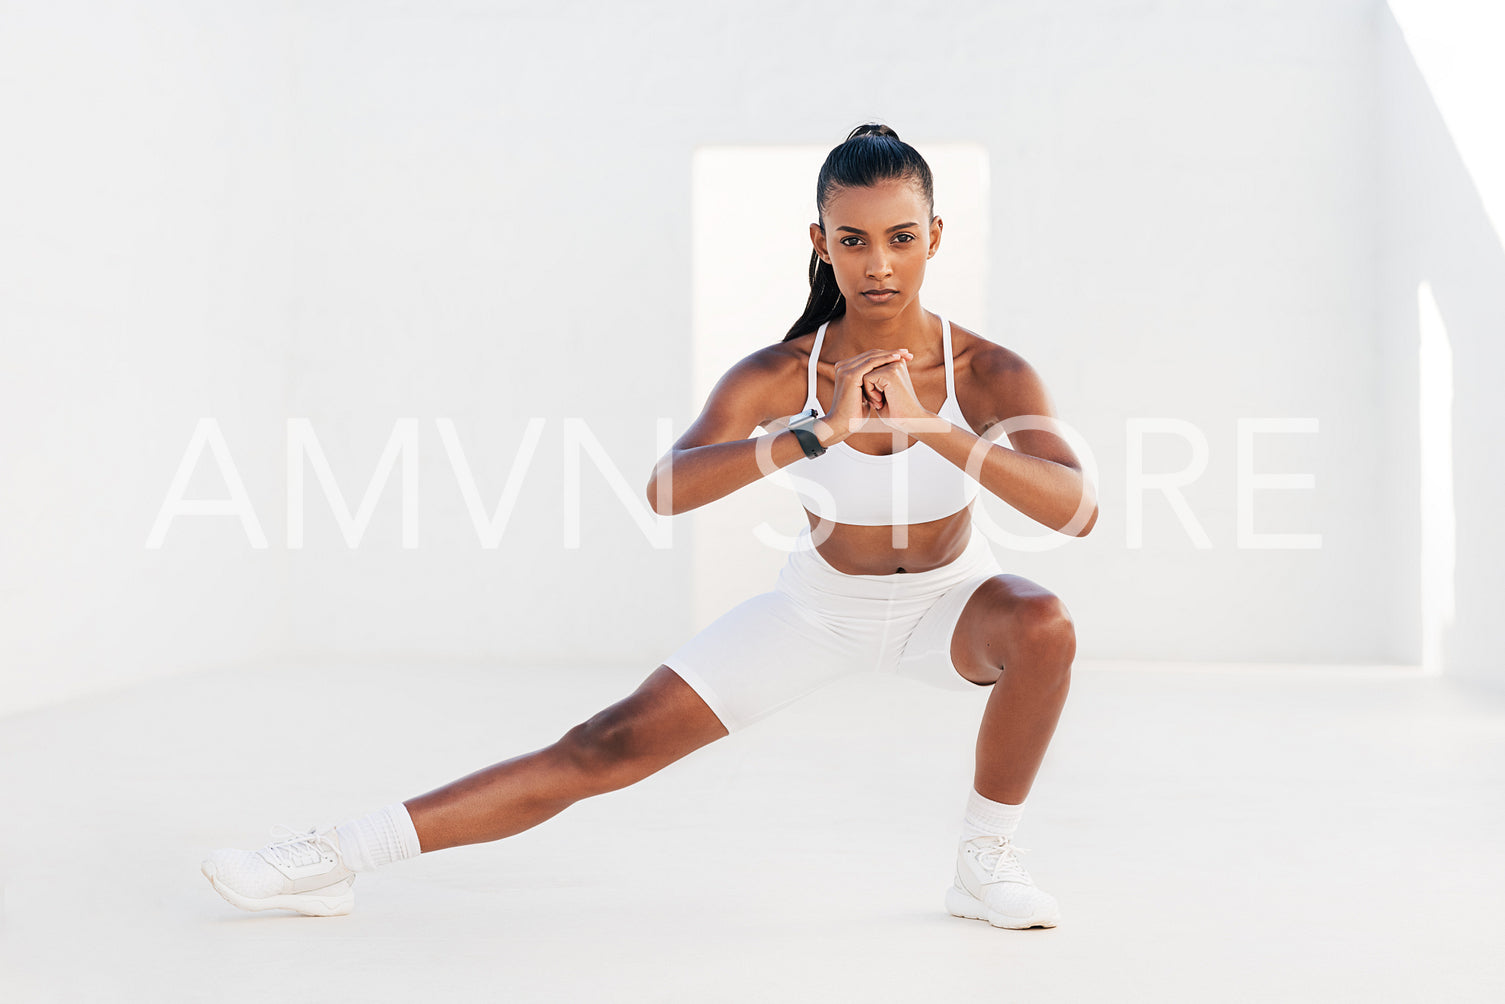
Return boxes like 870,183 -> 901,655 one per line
788,410 -> 827,459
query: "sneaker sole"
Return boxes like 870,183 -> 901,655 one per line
201,861 -> 354,917
945,884 -> 1058,930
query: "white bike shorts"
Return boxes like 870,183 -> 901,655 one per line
664,527 -> 1004,732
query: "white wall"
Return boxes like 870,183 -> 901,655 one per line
1383,1 -> 1505,686
933,0 -> 1388,664
0,4 -> 292,715
6,0 -> 1484,718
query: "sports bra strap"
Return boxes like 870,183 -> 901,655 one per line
805,321 -> 828,413
940,315 -> 957,401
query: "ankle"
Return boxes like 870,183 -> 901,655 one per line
960,789 -> 1025,842
334,803 -> 424,872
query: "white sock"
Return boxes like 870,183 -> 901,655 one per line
334,803 -> 424,872
961,789 -> 1025,842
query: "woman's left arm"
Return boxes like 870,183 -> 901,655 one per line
867,346 -> 1099,536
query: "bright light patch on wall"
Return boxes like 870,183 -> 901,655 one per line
1389,1 -> 1505,242
1417,280 -> 1455,675
689,143 -> 990,629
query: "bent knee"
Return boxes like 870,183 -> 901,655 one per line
1012,593 -> 1076,661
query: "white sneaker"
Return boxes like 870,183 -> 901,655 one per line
201,824 -> 356,917
945,835 -> 1060,929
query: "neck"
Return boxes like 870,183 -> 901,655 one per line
830,301 -> 937,356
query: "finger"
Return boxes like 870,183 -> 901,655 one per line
849,353 -> 908,378
838,349 -> 909,370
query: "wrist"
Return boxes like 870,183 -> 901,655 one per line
813,416 -> 847,447
897,410 -> 949,437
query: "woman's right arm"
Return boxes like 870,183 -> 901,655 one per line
645,349 -> 809,516
645,345 -> 911,516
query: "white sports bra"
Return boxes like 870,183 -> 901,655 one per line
787,315 -> 982,526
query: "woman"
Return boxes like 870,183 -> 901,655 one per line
202,123 -> 1097,931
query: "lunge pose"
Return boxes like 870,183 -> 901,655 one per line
202,123 -> 1097,930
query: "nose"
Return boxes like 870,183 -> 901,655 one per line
866,248 -> 893,281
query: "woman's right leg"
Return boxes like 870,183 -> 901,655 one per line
200,665 -> 726,916
402,665 -> 728,853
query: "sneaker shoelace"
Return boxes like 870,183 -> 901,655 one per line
261,824 -> 342,871
976,837 -> 1035,885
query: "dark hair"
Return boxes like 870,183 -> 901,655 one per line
782,122 -> 936,342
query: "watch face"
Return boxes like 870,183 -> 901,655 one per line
789,409 -> 818,432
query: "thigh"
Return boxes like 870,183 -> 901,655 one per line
949,574 -> 1076,685
663,589 -> 870,733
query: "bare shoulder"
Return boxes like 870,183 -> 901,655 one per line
694,335 -> 812,432
747,334 -> 815,378
724,337 -> 809,395
950,322 -> 1056,434
951,322 -> 1031,381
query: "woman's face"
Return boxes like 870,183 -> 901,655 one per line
811,178 -> 942,316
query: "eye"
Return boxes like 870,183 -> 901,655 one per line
840,236 -> 862,246
894,233 -> 915,243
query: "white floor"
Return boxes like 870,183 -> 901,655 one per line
1,659 -> 1501,1003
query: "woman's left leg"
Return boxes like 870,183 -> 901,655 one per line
950,574 -> 1075,804
941,573 -> 1074,929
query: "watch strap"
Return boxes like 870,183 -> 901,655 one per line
790,426 -> 826,459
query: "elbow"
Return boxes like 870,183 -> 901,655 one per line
646,475 -> 672,516
1074,504 -> 1099,537
646,458 -> 681,516
1066,485 -> 1099,537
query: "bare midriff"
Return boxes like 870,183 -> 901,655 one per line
803,507 -> 974,576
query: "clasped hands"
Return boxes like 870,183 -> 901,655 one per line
822,348 -> 948,442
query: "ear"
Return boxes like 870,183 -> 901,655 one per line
809,221 -> 829,264
927,215 -> 943,259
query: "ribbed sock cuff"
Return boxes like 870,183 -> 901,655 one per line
335,803 -> 424,872
962,789 -> 1026,842
389,802 -> 424,860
